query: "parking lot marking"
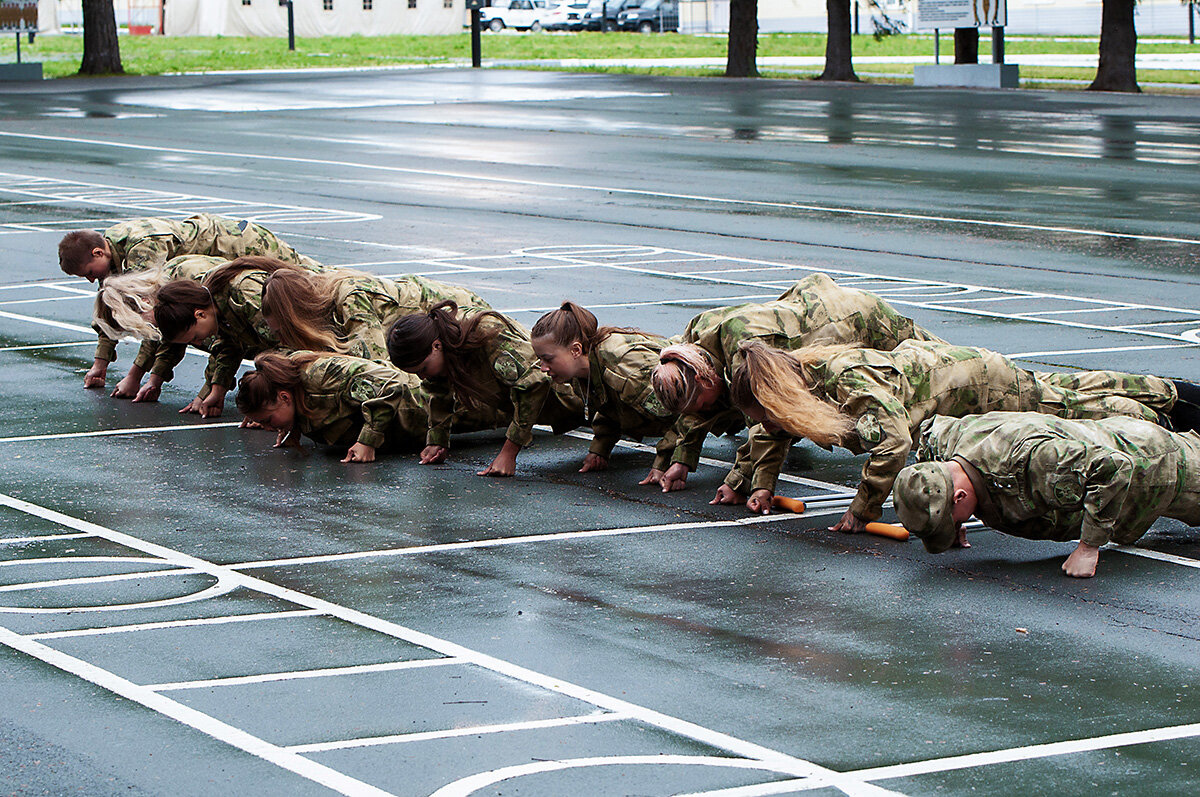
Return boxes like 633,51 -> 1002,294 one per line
3,131 -> 1197,247
285,712 -> 631,754
29,609 -> 325,640
0,490 -> 893,797
0,341 -> 94,352
0,625 -> 399,797
145,658 -> 462,692
0,423 -> 242,444
0,532 -> 92,545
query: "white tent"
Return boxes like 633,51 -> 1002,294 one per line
163,0 -> 465,37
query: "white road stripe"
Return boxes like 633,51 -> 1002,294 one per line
29,609 -> 326,640
0,626 -> 398,797
144,657 -> 461,692
0,422 -> 242,444
0,341 -> 94,352
0,567 -> 201,594
0,491 -> 895,797
285,712 -> 630,753
2,132 -> 1197,246
0,532 -> 91,545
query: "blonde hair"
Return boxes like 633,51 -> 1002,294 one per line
651,343 -> 720,414
729,340 -> 855,447
94,268 -> 168,341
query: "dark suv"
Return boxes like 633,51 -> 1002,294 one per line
581,0 -> 641,31
617,0 -> 677,31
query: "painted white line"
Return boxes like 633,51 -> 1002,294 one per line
144,657 -> 461,692
0,492 -> 893,797
0,341 -> 94,352
0,295 -> 89,307
848,720 -> 1200,784
1107,544 -> 1200,570
0,532 -> 91,545
427,755 -> 836,797
230,513 -> 815,572
0,308 -> 94,335
1007,343 -> 1198,358
0,566 -> 201,594
0,626 -> 398,797
29,609 -> 326,640
672,780 -> 815,797
3,132 -> 1197,247
285,712 -> 630,754
0,422 -> 242,444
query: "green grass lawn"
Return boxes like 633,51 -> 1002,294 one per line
2,31 -> 1196,90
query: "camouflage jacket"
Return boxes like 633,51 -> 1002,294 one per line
120,255 -> 226,382
421,309 -> 583,449
583,331 -> 678,469
292,353 -> 432,449
915,412 -> 1200,547
754,341 -> 1162,521
205,269 -> 282,392
673,272 -> 941,472
96,214 -> 319,363
334,274 -> 493,363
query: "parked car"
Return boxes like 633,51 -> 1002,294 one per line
617,0 -> 677,31
581,0 -> 641,31
481,0 -> 551,31
541,0 -> 590,30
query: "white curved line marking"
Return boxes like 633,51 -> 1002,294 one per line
428,755 -> 825,797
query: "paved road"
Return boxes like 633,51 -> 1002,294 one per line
0,68 -> 1198,796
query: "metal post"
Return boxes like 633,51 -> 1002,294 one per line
854,0 -> 859,36
470,8 -> 481,67
14,32 -> 19,65
992,25 -> 1003,63
934,28 -> 939,64
601,0 -> 607,32
283,0 -> 295,51
1191,1 -> 1196,45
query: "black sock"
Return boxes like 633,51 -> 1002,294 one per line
1169,380 -> 1200,433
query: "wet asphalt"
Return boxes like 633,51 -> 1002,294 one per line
0,67 -> 1198,796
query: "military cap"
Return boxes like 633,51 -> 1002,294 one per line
893,461 -> 957,554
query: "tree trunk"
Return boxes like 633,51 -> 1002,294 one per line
725,0 -> 759,77
818,0 -> 858,81
80,0 -> 124,75
954,28 -> 979,63
1089,0 -> 1138,92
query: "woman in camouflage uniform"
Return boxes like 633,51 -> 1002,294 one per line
235,351 -> 507,463
260,267 -> 490,363
153,256 -> 293,419
59,214 -> 319,392
728,339 -> 1178,531
386,301 -> 583,477
93,254 -> 233,404
649,272 -> 944,493
530,301 -> 678,481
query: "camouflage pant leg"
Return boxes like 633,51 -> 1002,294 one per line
1035,371 -> 1177,413
191,214 -> 322,268
1035,382 -> 1162,424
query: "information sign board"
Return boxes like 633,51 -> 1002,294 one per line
916,0 -> 1005,29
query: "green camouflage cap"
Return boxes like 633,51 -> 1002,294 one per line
893,461 -> 957,554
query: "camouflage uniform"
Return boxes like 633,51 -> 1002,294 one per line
583,331 -> 679,470
286,353 -> 506,451
128,255 -> 229,385
670,272 -> 942,473
334,274 -> 492,363
421,308 -> 584,450
728,341 -> 1166,521
94,214 -> 319,367
204,269 -> 282,397
909,412 -> 1200,550
1035,370 -> 1177,415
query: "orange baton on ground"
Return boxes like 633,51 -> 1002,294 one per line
862,522 -> 910,541
771,496 -> 910,541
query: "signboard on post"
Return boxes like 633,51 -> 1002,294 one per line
0,2 -> 36,32
915,0 -> 1005,30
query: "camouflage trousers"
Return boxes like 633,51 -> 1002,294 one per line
183,214 -> 322,269
1035,370 -> 1176,417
